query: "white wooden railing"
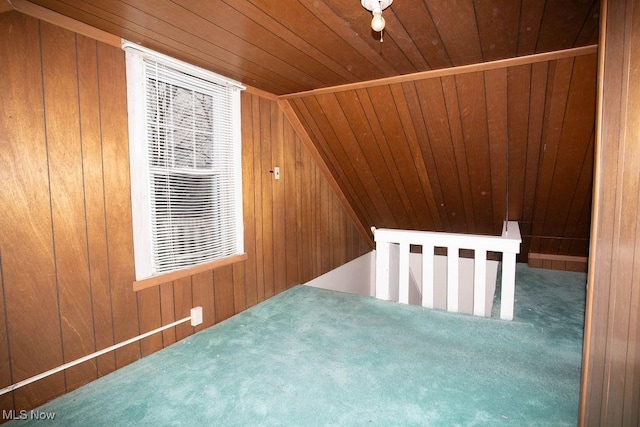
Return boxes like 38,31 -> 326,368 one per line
373,221 -> 521,320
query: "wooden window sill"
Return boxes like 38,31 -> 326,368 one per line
133,253 -> 248,292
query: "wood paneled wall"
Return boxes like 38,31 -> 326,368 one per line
0,11 -> 369,415
580,0 -> 640,424
288,52 -> 597,261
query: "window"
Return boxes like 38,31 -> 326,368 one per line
124,42 -> 244,281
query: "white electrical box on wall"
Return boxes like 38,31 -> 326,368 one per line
190,307 -> 203,326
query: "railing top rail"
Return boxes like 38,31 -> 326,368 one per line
374,221 -> 521,254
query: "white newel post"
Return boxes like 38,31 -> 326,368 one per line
499,221 -> 522,320
500,252 -> 517,320
375,240 -> 391,300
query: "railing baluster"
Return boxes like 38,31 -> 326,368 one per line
447,246 -> 459,313
500,252 -> 517,320
375,240 -> 390,301
373,222 -> 521,320
473,249 -> 487,317
398,242 -> 410,304
422,245 -> 434,308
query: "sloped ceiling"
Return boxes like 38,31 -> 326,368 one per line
285,52 -> 597,259
8,0 -> 599,259
18,0 -> 599,95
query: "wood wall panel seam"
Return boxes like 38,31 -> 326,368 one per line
240,92 -> 258,307
96,41 -> 140,369
41,21 -> 97,392
250,95 -> 266,303
485,67 -> 508,235
173,277 -> 193,342
259,97 -> 275,299
271,101 -> 287,295
1,12 -> 66,408
76,32 -> 117,378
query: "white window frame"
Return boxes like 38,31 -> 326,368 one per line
123,41 -> 245,281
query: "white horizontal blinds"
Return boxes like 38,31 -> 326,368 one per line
144,59 -> 239,274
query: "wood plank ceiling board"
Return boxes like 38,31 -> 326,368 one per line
530,57 -> 576,254
426,0 -> 484,66
230,1 -> 362,85
390,83 -> 443,231
20,0 -> 295,94
535,0 -> 600,52
356,86 -> 419,229
320,0 -> 419,74
574,0 -> 600,46
484,67 -> 509,236
24,0 -> 600,95
559,133 -> 595,256
171,0 -> 334,89
399,81 -> 449,231
390,0 -> 451,69
313,92 -> 396,226
454,71 -> 495,235
413,77 -> 469,233
288,97 -> 377,228
442,74 -> 478,233
516,0 -> 546,55
539,54 -> 597,253
505,64 -> 532,224
474,0 -> 521,62
519,61 -> 549,243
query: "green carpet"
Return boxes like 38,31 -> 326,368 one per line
10,264 -> 586,426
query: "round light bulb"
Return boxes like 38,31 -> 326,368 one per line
371,11 -> 385,32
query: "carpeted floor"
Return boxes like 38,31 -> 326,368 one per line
11,263 -> 586,426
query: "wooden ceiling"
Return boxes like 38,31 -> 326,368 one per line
6,0 -> 600,261
18,0 -> 599,95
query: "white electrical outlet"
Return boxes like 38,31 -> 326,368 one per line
273,166 -> 280,180
190,306 -> 203,326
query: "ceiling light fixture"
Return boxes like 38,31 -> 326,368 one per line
361,0 -> 393,40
